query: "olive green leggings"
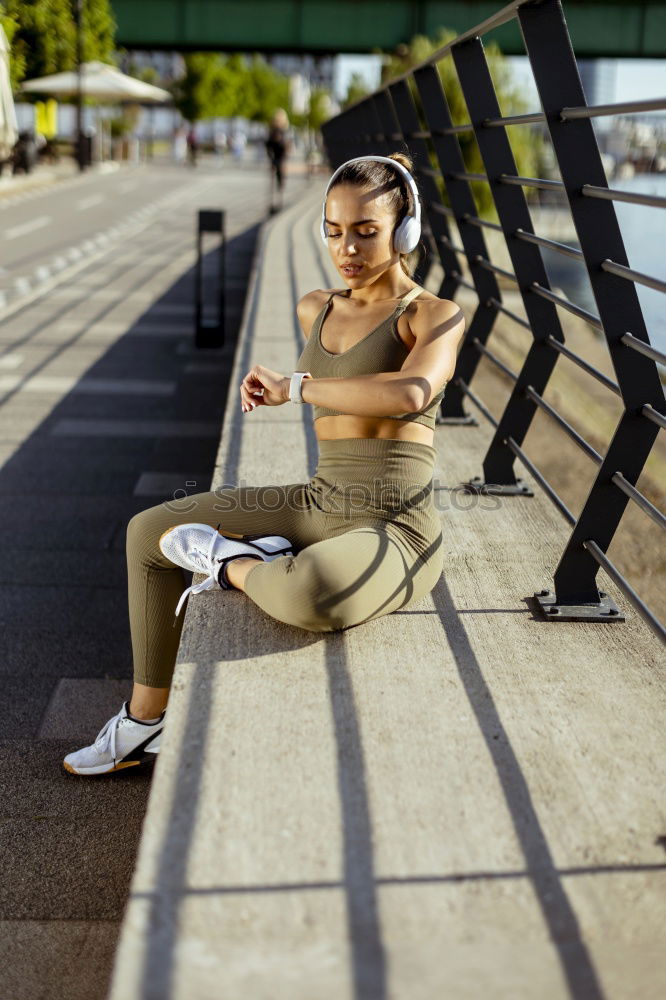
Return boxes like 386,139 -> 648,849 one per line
126,438 -> 444,688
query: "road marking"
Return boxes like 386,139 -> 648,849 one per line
119,181 -> 138,194
129,323 -> 190,337
77,194 -> 105,211
0,353 -> 22,369
4,215 -> 51,240
0,176 -> 221,323
144,303 -> 192,315
51,418 -> 220,437
184,362 -> 228,374
134,472 -> 210,496
0,375 -> 177,395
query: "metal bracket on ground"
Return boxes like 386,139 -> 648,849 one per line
534,588 -> 625,622
460,475 -> 534,496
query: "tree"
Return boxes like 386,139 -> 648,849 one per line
306,86 -> 333,132
171,53 -> 223,123
171,51 -> 291,124
341,71 -> 370,110
380,28 -> 547,219
0,0 -> 115,91
243,54 -> 289,122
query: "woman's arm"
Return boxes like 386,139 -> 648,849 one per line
240,298 -> 465,414
300,299 -> 465,415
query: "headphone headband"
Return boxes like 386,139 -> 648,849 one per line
320,155 -> 422,253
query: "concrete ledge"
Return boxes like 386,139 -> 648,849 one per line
109,187 -> 666,1000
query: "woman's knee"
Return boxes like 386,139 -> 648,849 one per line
272,548 -> 365,632
125,503 -> 174,565
127,505 -> 157,545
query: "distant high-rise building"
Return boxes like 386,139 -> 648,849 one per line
578,59 -> 613,105
268,53 -> 335,92
578,59 -> 616,129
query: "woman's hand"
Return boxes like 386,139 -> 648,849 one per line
240,364 -> 290,412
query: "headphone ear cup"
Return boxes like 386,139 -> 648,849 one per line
320,205 -> 328,245
393,216 -> 421,254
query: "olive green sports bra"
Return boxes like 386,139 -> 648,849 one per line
295,285 -> 447,429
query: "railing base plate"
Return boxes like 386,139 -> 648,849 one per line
461,475 -> 534,496
436,413 -> 479,426
534,589 -> 625,622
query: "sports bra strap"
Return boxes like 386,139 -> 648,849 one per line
395,285 -> 425,314
326,285 -> 424,311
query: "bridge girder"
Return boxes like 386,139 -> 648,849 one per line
112,0 -> 666,59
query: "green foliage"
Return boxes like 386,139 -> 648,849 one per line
341,71 -> 371,110
171,53 -> 219,123
243,54 -> 289,122
381,28 -> 547,219
171,51 -> 290,124
288,86 -> 332,132
306,87 -> 331,131
109,103 -> 138,137
0,0 -> 115,91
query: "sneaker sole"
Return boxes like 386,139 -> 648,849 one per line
63,752 -> 159,777
158,524 -> 245,550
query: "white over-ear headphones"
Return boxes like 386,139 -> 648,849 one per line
320,155 -> 422,253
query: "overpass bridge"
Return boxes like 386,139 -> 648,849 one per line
112,0 -> 666,57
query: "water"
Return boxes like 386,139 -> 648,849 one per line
540,173 -> 666,355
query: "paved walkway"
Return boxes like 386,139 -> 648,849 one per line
0,159 -> 313,1000
109,186 -> 665,1000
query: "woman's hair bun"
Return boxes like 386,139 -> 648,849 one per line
388,151 -> 414,174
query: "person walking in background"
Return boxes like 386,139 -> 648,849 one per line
172,125 -> 187,166
186,125 -> 198,167
213,129 -> 227,162
229,130 -> 246,163
265,108 -> 291,213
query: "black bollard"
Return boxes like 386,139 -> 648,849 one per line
195,209 -> 226,348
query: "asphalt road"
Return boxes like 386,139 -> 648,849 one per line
0,155 -> 313,1000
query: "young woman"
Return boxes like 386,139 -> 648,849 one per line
63,151 -> 465,775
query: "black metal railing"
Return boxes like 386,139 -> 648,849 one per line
321,0 -> 666,643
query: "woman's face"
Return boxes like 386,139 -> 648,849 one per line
324,182 -> 399,285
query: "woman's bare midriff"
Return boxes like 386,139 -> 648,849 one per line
314,414 -> 434,446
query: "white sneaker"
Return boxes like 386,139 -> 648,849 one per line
159,522 -> 293,617
63,701 -> 165,776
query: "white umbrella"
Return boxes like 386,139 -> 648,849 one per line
21,61 -> 171,104
0,24 -> 18,158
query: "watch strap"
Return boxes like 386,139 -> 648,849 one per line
289,371 -> 311,403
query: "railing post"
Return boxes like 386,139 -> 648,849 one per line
388,80 -> 458,302
412,64 -> 502,424
518,0 -> 665,617
322,107 -> 359,166
451,35 -> 569,494
368,88 -> 430,286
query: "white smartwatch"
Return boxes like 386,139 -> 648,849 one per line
289,371 -> 312,403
